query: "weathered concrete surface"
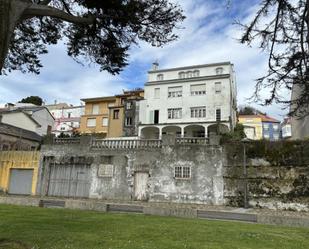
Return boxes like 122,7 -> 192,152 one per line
65,199 -> 107,212
38,143 -> 225,205
257,214 -> 309,228
144,206 -> 197,218
0,196 -> 40,206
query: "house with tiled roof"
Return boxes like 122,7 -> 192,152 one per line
238,114 -> 281,140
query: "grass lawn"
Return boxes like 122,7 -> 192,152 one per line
0,204 -> 308,249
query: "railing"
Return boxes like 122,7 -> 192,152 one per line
54,137 -> 81,144
175,137 -> 209,145
91,139 -> 162,149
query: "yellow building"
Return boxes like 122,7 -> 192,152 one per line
238,115 -> 263,140
79,96 -> 116,137
0,151 -> 40,195
79,90 -> 144,138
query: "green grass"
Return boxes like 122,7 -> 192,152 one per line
0,204 -> 308,249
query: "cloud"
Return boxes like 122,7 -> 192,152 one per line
0,0 -> 286,119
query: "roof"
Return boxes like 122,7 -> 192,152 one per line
0,110 -> 42,127
80,96 -> 116,102
0,123 -> 42,142
0,106 -> 55,121
239,114 -> 280,123
44,103 -> 69,110
148,61 -> 232,73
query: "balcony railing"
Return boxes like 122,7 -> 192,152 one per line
91,139 -> 162,149
54,137 -> 81,144
175,137 -> 209,145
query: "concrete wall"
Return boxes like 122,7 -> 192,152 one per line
37,143 -> 224,205
0,151 -> 40,195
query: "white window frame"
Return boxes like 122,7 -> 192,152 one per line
168,108 -> 182,119
190,106 -> 206,118
126,102 -> 132,110
174,166 -> 191,179
154,88 -> 160,99
190,84 -> 206,96
102,117 -> 108,127
168,86 -> 182,98
157,74 -> 164,81
92,104 -> 99,115
215,82 -> 222,94
125,117 -> 132,126
215,67 -> 224,75
87,118 -> 96,127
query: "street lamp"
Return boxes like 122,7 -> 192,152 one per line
241,137 -> 251,209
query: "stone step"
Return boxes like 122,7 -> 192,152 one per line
197,210 -> 257,222
39,199 -> 65,208
107,204 -> 143,213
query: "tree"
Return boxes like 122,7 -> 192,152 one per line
238,106 -> 265,115
239,0 -> 309,117
0,0 -> 185,74
19,96 -> 43,105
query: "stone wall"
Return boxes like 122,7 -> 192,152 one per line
37,142 -> 225,205
224,141 -> 309,211
36,139 -> 309,211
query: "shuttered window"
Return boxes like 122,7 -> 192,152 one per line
190,84 -> 206,95
168,86 -> 182,98
87,118 -> 96,127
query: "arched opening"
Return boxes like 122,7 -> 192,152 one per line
140,127 -> 160,139
162,126 -> 181,137
207,124 -> 229,137
184,125 -> 205,137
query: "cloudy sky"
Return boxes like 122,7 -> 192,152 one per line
0,0 -> 289,120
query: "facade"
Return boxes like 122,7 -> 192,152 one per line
79,96 -> 116,137
48,105 -> 84,137
0,123 -> 42,151
0,151 -> 40,195
239,114 -> 280,140
281,117 -> 292,139
79,90 -> 144,138
0,106 -> 54,136
238,115 -> 263,140
138,62 -> 237,138
109,89 -> 144,138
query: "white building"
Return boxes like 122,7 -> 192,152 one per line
0,105 -> 54,136
48,105 -> 84,137
281,117 -> 292,139
138,62 -> 237,138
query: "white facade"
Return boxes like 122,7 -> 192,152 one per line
139,62 -> 237,138
0,106 -> 54,136
49,106 -> 84,136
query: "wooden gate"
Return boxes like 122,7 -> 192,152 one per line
134,172 -> 149,201
47,164 -> 91,198
8,169 -> 33,195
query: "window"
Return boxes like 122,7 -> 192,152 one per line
215,67 -> 223,75
273,124 -> 279,131
125,117 -> 132,126
263,123 -> 269,130
168,86 -> 182,98
186,71 -> 193,78
87,118 -> 96,127
126,102 -> 132,110
1,144 -> 10,151
193,70 -> 200,77
157,74 -> 164,81
190,84 -> 206,95
67,112 -> 71,118
191,106 -> 206,118
168,108 -> 182,119
216,109 -> 221,121
92,104 -> 99,114
264,133 -> 270,138
121,98 -> 125,105
102,117 -> 108,126
215,82 -> 222,94
60,127 -> 65,131
113,109 -> 119,119
98,164 -> 114,177
273,134 -> 279,140
154,88 -> 160,98
174,166 -> 191,179
179,72 -> 185,79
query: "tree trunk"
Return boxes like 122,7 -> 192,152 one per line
0,0 -> 31,74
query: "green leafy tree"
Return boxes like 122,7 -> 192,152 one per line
19,96 -> 43,106
0,0 -> 185,74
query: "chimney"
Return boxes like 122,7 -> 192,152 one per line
152,61 -> 159,71
54,100 -> 57,105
